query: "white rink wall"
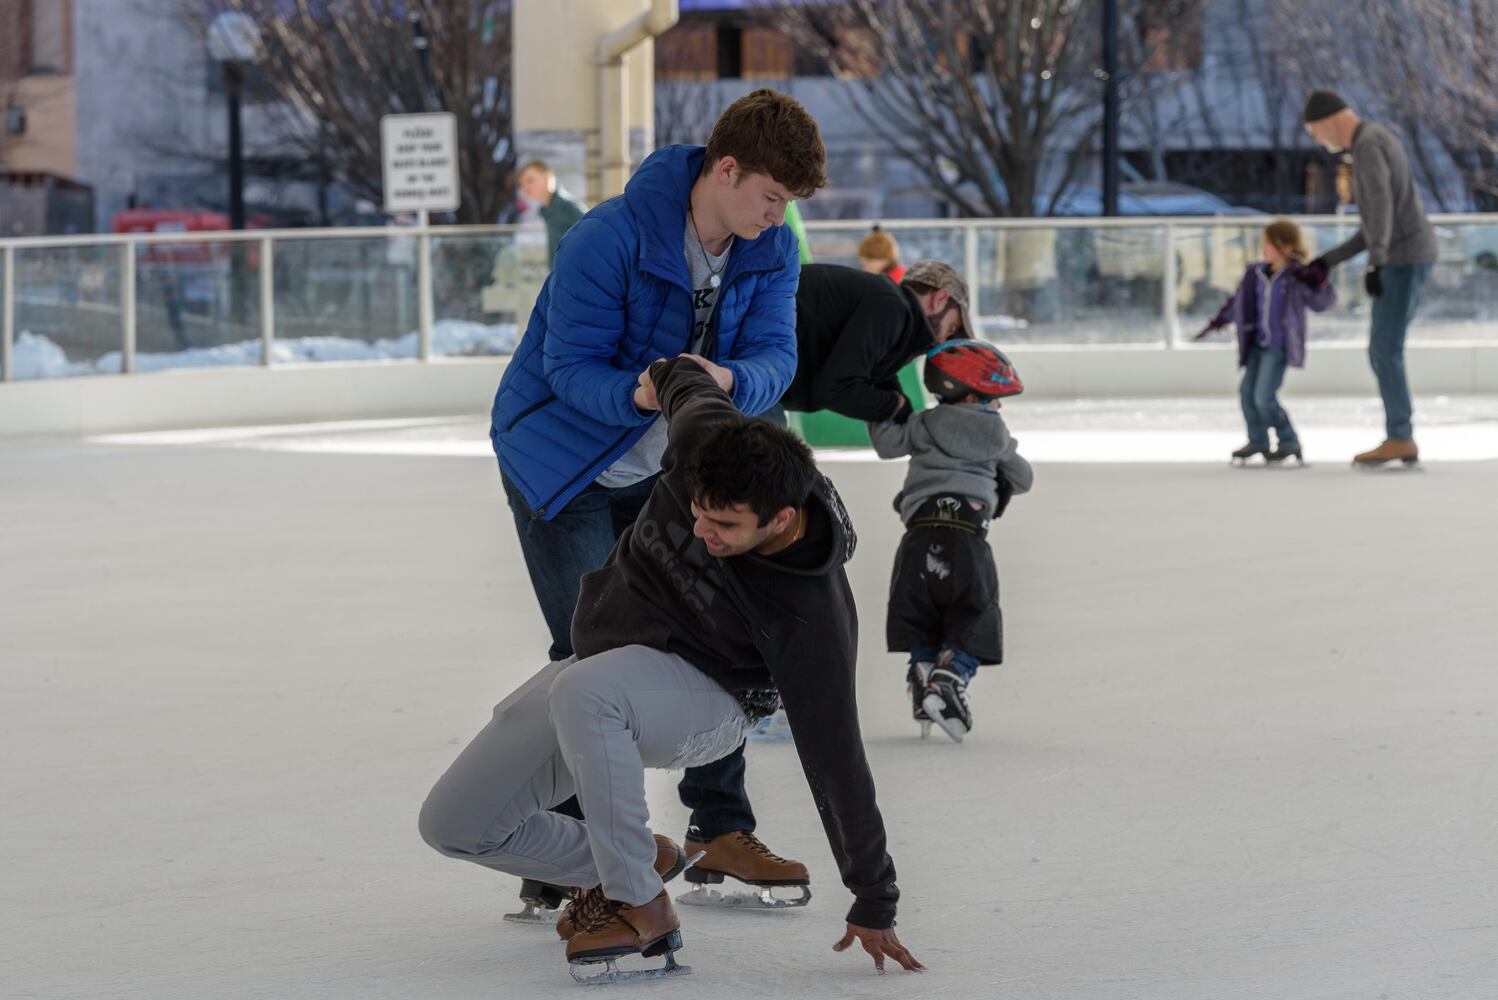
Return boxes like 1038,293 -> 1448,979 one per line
4,341 -> 1498,440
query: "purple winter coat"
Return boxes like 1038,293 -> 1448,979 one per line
1209,261 -> 1336,369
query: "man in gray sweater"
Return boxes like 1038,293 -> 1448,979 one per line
1303,90 -> 1438,466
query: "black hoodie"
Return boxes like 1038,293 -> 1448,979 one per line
779,263 -> 934,421
572,357 -> 900,929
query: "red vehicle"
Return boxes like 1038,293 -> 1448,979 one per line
112,209 -> 264,266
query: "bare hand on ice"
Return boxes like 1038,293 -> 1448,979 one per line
834,923 -> 925,974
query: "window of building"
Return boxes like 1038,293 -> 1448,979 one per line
656,24 -> 719,81
716,25 -> 742,79
27,0 -> 68,74
657,21 -> 793,82
742,26 -> 792,79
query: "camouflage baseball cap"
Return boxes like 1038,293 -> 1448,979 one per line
901,260 -> 973,338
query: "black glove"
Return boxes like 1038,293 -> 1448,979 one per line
993,477 -> 1015,519
1365,266 -> 1383,298
1193,320 -> 1224,341
890,393 -> 914,425
1298,258 -> 1330,287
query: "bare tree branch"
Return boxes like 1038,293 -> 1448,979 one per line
771,0 -> 1110,218
180,0 -> 514,223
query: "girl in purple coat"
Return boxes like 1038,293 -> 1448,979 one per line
1196,219 -> 1336,464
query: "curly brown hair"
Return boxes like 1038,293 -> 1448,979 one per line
703,89 -> 828,199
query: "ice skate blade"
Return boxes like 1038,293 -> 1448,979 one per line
503,901 -> 557,925
569,948 -> 691,985
1353,458 -> 1422,471
676,884 -> 812,910
919,720 -> 932,739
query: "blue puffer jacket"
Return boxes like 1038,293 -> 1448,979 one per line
491,144 -> 801,519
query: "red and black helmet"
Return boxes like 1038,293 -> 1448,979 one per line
923,339 -> 1023,402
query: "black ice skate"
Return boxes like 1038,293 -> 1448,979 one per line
505,878 -> 566,925
1267,443 -> 1305,466
909,661 -> 935,739
921,665 -> 972,744
1230,443 -> 1270,466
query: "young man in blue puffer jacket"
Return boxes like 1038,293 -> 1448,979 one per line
490,89 -> 828,921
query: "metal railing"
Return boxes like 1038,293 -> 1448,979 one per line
3,214 -> 1497,382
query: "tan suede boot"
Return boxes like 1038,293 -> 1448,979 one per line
682,830 -> 809,886
556,834 -> 691,941
564,889 -> 681,963
1353,438 -> 1419,466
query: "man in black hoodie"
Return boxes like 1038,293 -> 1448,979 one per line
780,260 -> 972,423
420,356 -> 921,980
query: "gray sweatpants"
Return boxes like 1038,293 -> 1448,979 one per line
419,645 -> 748,907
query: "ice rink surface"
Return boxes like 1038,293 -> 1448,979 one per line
4,396 -> 1497,1000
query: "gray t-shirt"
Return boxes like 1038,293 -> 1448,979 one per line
594,221 -> 732,488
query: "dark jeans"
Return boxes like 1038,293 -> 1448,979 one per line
1369,263 -> 1431,441
501,472 -> 755,840
1240,345 -> 1296,449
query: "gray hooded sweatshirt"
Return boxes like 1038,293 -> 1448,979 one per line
869,402 -> 1034,523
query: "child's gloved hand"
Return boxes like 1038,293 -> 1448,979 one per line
1298,258 -> 1331,287
1193,320 -> 1225,341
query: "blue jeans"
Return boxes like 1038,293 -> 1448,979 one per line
1369,263 -> 1431,441
1240,346 -> 1296,449
910,646 -> 980,682
501,472 -> 755,840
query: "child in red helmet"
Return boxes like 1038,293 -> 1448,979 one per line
868,339 -> 1032,742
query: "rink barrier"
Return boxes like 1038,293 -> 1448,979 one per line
3,214 -> 1498,438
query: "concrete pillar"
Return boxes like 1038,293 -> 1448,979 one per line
513,1 -> 673,206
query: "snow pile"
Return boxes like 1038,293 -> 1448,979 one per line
10,320 -> 520,379
12,332 -> 101,379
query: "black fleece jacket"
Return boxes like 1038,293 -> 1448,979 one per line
571,357 -> 901,929
780,263 -> 934,422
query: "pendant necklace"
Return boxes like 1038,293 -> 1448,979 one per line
689,209 -> 730,288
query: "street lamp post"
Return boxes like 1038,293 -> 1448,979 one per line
1102,0 -> 1120,217
207,13 -> 263,332
207,12 -> 263,230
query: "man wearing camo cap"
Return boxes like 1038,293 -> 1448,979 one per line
779,259 -> 973,424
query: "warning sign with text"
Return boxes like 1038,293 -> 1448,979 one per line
380,113 -> 460,213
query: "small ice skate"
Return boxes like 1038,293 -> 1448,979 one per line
504,879 -> 565,925
921,663 -> 972,744
1352,439 -> 1420,470
566,891 -> 691,985
677,831 -> 811,910
1230,443 -> 1270,466
909,661 -> 935,739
